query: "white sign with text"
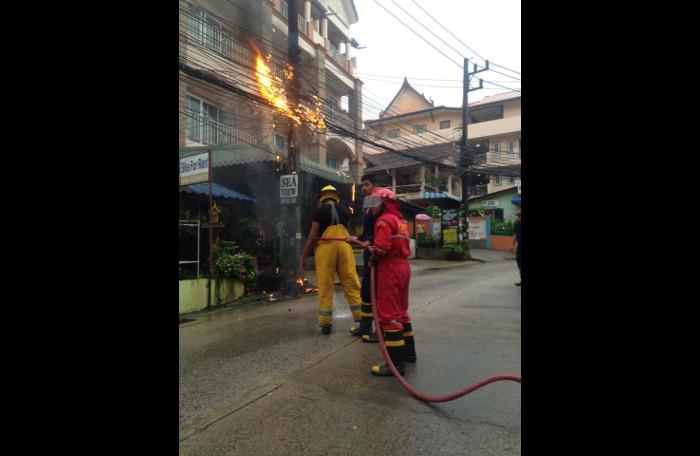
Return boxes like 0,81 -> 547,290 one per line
180,153 -> 210,186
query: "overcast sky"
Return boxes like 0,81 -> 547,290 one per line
350,0 -> 521,120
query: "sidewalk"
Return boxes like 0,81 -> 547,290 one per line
409,248 -> 514,273
468,248 -> 516,263
179,248 -> 516,322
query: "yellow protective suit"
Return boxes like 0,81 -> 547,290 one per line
315,221 -> 362,327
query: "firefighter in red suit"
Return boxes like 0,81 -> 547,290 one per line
364,187 -> 417,376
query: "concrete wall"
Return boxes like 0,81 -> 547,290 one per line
503,99 -> 521,118
370,110 -> 461,137
179,278 -> 245,314
490,235 -> 514,252
468,115 -> 521,139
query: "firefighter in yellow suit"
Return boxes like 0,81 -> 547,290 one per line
298,185 -> 362,334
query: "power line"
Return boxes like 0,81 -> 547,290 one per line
372,0 -> 463,70
408,0 -> 521,81
179,65 -> 468,173
409,0 -> 487,62
356,73 -> 463,82
387,0 -> 471,65
179,4 -> 518,175
181,32 -> 512,161
481,80 -> 521,92
489,62 -> 521,76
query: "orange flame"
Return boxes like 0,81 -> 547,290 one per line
254,52 -> 326,131
296,279 -> 304,286
275,266 -> 280,274
256,54 -> 300,123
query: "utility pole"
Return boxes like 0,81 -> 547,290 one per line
287,0 -> 302,274
460,58 -> 488,242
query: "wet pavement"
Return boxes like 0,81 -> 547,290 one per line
179,257 -> 521,455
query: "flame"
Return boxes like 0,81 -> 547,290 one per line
296,279 -> 304,286
275,266 -> 280,274
256,54 -> 300,124
254,51 -> 326,131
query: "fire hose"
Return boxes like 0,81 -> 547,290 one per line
315,237 -> 521,402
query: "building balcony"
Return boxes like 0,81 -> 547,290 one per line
324,105 -> 354,131
468,184 -> 488,197
467,115 -> 521,140
185,111 -> 258,147
273,0 -> 355,77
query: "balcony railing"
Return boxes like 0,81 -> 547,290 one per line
393,183 -> 441,194
298,14 -> 308,35
324,105 -> 354,131
468,184 -> 488,196
185,111 -> 257,146
186,11 -> 252,65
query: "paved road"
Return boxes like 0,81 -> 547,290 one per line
179,258 -> 521,455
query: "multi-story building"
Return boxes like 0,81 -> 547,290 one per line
361,78 -> 521,205
178,0 -> 365,277
179,0 -> 364,181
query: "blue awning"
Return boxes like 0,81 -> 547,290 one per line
181,182 -> 256,202
511,195 -> 521,206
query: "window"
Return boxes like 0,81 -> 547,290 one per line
469,105 -> 504,124
440,120 -> 451,129
508,176 -> 515,184
388,129 -> 400,138
413,124 -> 427,134
185,95 -> 223,145
326,155 -> 337,169
508,140 -> 514,155
273,134 -> 286,150
375,131 -> 383,141
188,5 -> 222,53
187,4 -> 242,60
494,175 -> 502,186
280,0 -> 288,18
492,142 -> 501,155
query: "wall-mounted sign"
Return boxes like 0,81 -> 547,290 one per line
442,209 -> 458,227
443,227 -> 458,244
280,174 -> 298,205
180,153 -> 209,186
467,216 -> 487,240
482,200 -> 499,208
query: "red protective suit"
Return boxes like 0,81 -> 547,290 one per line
372,199 -> 412,332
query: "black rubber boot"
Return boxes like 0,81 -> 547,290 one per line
403,322 -> 416,363
349,303 -> 374,337
321,325 -> 332,335
371,330 -> 405,376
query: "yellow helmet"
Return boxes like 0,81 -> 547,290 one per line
319,184 -> 340,203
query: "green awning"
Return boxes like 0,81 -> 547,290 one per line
179,144 -> 277,167
299,156 -> 350,183
179,145 -> 349,183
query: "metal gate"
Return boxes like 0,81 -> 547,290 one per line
179,220 -> 200,278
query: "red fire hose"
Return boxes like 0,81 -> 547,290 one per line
316,237 -> 521,402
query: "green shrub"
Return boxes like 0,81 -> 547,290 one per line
214,241 -> 256,283
416,234 -> 439,248
442,239 -> 470,260
491,220 -> 514,236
